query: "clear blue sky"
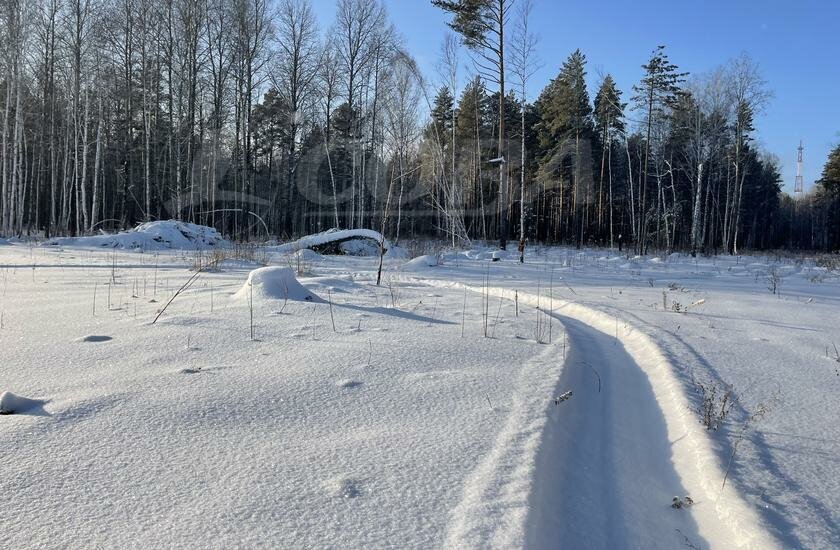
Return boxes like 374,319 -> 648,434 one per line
310,0 -> 840,194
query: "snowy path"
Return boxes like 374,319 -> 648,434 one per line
500,288 -> 777,549
525,312 -> 702,548
411,278 -> 777,549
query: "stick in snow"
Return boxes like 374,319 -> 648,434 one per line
554,390 -> 573,405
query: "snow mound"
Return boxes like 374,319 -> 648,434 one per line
0,391 -> 46,415
45,220 -> 229,251
402,254 -> 440,270
470,248 -> 519,261
234,267 -> 320,302
277,228 -> 389,256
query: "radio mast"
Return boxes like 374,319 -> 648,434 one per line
794,141 -> 804,194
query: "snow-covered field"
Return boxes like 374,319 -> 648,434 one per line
1,230 -> 838,548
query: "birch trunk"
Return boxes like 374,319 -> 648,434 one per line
90,95 -> 103,231
80,88 -> 90,230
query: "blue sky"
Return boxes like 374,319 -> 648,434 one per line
310,0 -> 840,194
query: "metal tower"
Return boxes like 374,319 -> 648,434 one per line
794,141 -> 804,194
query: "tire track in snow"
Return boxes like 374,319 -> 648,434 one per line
499,286 -> 777,549
524,312 -> 702,548
592,304 -> 837,548
411,278 -> 775,549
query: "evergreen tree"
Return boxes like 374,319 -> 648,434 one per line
594,75 -> 625,246
534,49 -> 594,246
537,50 -> 592,145
818,144 -> 840,196
455,77 -> 489,144
594,75 -> 625,136
487,90 -> 520,141
816,144 -> 840,249
432,0 -> 514,249
728,99 -> 755,252
426,85 -> 456,236
454,77 -> 491,239
431,86 -> 455,142
631,45 -> 687,252
740,152 -> 781,249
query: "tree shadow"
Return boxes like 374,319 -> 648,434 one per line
335,303 -> 455,325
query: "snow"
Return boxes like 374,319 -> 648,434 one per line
339,237 -> 380,256
44,220 -> 229,251
0,392 -> 47,415
397,247 -> 840,548
302,275 -> 362,295
274,228 -> 389,255
383,245 -> 410,260
292,248 -> 323,262
75,334 -> 114,343
1,241 -> 838,548
0,245 -> 549,548
233,266 -> 320,302
401,254 -> 440,270
472,285 -> 771,548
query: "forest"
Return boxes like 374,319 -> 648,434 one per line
1,0 -> 839,253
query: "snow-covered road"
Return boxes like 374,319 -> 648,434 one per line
421,282 -> 777,549
526,312 -> 702,548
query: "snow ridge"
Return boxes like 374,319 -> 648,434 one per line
443,344 -> 561,548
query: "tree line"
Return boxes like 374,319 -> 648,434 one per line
786,144 -> 840,252
1,0 -> 838,252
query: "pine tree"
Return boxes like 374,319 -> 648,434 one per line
739,151 -> 781,249
594,75 -> 624,247
631,45 -> 687,253
537,50 -> 592,143
455,77 -> 491,239
431,86 -> 455,143
428,86 -> 455,236
594,76 -> 625,137
432,0 -> 514,249
728,100 -> 755,253
534,49 -> 593,245
455,77 -> 489,144
818,145 -> 840,196
816,144 -> 840,249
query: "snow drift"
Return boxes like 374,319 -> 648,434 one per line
402,254 -> 440,271
45,220 -> 229,251
275,228 -> 389,256
234,267 -> 320,302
